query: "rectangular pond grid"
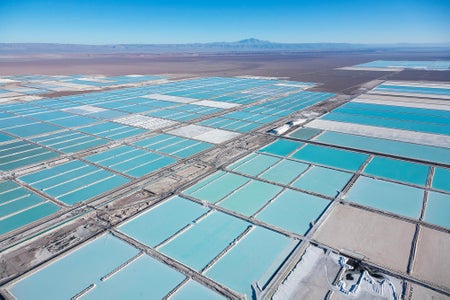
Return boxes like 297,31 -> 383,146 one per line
322,102 -> 450,136
0,180 -> 60,236
0,140 -> 59,171
78,121 -> 147,140
344,176 -> 425,219
133,133 -> 213,158
119,195 -> 299,298
19,160 -> 130,205
7,233 -> 222,300
31,130 -> 108,154
182,170 -> 331,235
84,145 -> 177,178
354,60 -> 450,71
313,131 -> 450,165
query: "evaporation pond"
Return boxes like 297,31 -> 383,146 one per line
183,171 -> 250,203
291,144 -> 368,171
256,189 -> 330,235
259,139 -> 303,157
171,280 -> 225,300
118,196 -> 208,247
206,226 -> 297,298
160,211 -> 250,270
82,255 -> 185,299
424,191 -> 450,229
345,176 -> 424,219
9,234 -> 139,300
291,166 -> 352,198
363,156 -> 429,186
220,179 -> 283,216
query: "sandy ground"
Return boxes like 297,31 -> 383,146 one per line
313,204 -> 416,273
1,51 -> 449,94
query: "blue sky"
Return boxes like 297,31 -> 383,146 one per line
0,0 -> 449,44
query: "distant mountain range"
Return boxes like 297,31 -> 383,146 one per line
1,38 -> 449,54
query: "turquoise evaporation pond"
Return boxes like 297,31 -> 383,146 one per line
200,117 -> 260,133
205,226 -> 297,298
289,127 -> 322,140
160,211 -> 250,270
256,189 -> 331,235
171,280 -> 225,300
83,255 -> 185,299
0,181 -> 60,235
133,133 -> 212,158
79,122 -> 146,140
424,191 -> 450,229
19,160 -> 130,205
0,132 -> 14,143
31,130 -> 108,154
259,139 -> 304,157
0,140 -> 59,171
183,171 -> 251,203
9,234 -> 140,300
314,131 -> 450,165
336,102 -> 450,120
291,166 -> 353,198
356,60 -> 450,70
363,156 -> 429,186
3,121 -> 61,137
345,176 -> 424,219
375,84 -> 450,96
291,144 -> 368,172
119,196 -> 209,247
85,145 -> 177,178
323,110 -> 450,136
432,167 -> 450,193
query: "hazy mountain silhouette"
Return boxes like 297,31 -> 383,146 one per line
1,38 -> 449,54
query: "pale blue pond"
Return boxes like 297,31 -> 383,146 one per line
260,159 -> 309,185
345,176 -> 424,219
206,226 -> 297,298
228,153 -> 309,184
183,171 -> 250,203
230,153 -> 281,176
291,166 -> 353,198
256,189 -> 331,235
171,280 -> 226,300
160,211 -> 250,270
119,196 -> 208,247
424,192 -> 450,229
82,255 -> 185,299
9,234 -> 139,300
218,180 -> 282,216
363,156 -> 429,186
